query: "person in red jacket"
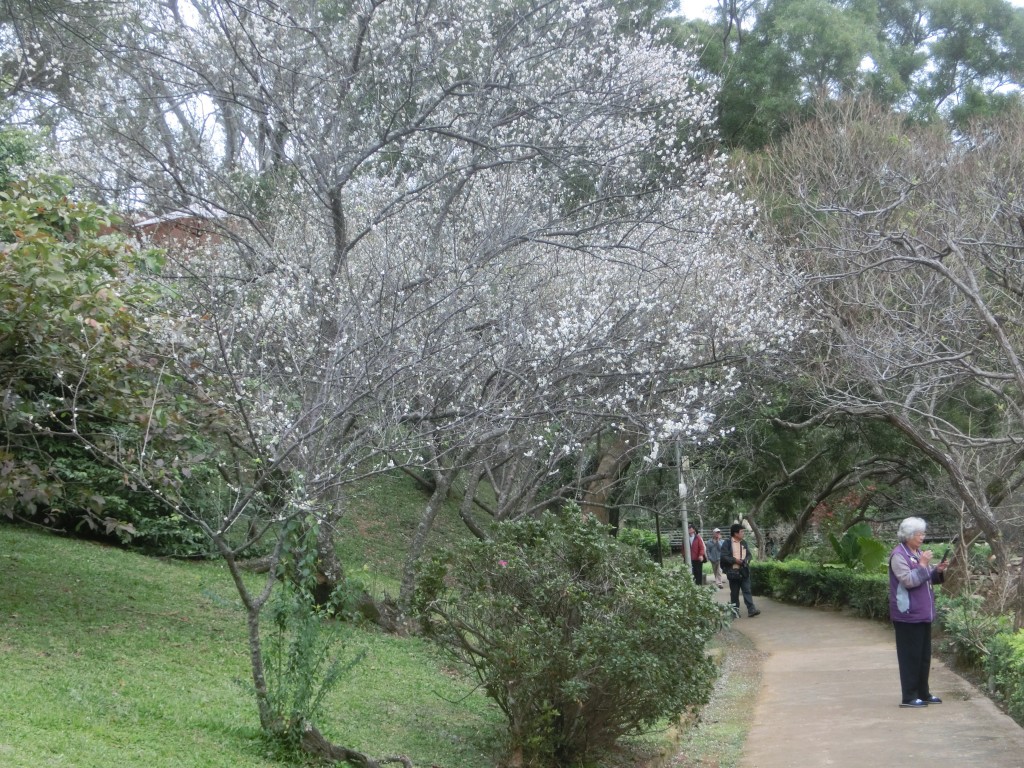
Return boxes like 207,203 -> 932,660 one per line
688,523 -> 706,585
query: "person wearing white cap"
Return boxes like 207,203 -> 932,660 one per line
706,528 -> 725,589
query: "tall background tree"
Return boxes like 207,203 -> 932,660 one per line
749,97 -> 1024,620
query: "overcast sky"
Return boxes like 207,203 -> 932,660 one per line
675,0 -> 716,21
674,0 -> 1024,21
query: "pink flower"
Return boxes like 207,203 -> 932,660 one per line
498,560 -> 508,567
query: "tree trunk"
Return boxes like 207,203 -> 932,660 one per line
398,467 -> 458,611
934,525 -> 979,597
312,488 -> 346,607
458,466 -> 489,540
885,412 -> 1011,571
300,724 -> 413,766
581,434 -> 632,525
328,185 -> 347,277
777,485 -> 837,560
216,542 -> 278,734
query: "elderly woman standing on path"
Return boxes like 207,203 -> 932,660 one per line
889,516 -> 948,708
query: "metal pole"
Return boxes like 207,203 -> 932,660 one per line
654,511 -> 663,566
676,442 -> 690,570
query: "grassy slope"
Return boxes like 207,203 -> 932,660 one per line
334,472 -> 443,596
0,528 -> 277,768
1,473 -> 750,767
0,472 -> 503,767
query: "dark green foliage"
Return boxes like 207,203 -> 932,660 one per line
0,177 -> 157,532
0,128 -> 36,188
419,511 -> 721,767
616,526 -> 670,559
986,629 -> 1024,724
0,176 -> 217,554
919,0 -> 1024,128
827,522 -> 888,572
936,593 -> 1013,669
751,559 -> 889,620
937,594 -> 1024,728
685,0 -> 1024,149
698,379 -> 929,545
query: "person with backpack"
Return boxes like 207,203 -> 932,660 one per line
720,523 -> 760,617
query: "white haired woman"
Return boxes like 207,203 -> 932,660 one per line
889,516 -> 948,708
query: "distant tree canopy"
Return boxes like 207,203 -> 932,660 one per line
681,0 -> 1024,148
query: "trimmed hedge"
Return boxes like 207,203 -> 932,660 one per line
750,559 -> 889,620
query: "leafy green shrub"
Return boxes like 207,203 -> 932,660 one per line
264,584 -> 356,748
0,179 -> 158,529
419,510 -> 721,768
986,629 -> 1024,724
751,559 -> 825,605
828,522 -> 888,571
843,571 -> 889,620
751,558 -> 888,620
750,558 -> 786,596
0,176 -> 237,556
264,517 -> 362,747
616,526 -> 670,558
936,593 -> 1013,669
130,510 -> 210,556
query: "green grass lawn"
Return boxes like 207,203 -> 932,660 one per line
0,524 -> 503,767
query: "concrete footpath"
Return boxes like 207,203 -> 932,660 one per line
722,595 -> 1024,768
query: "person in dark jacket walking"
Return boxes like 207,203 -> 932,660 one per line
889,516 -> 947,708
720,523 -> 759,617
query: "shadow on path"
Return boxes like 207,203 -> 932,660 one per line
722,595 -> 1024,768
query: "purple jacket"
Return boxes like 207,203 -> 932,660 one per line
888,544 -> 944,623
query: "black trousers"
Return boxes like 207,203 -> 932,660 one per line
728,573 -> 755,614
893,620 -> 933,702
691,560 -> 704,585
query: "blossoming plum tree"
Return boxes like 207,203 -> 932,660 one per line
12,0 -> 805,757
